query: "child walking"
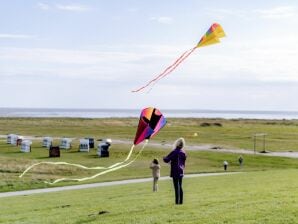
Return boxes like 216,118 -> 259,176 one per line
150,158 -> 161,192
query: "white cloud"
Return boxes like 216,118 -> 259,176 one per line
150,16 -> 173,24
0,34 -> 35,39
204,8 -> 247,20
36,2 -> 91,12
0,46 -> 167,82
127,7 -> 139,13
188,37 -> 298,84
205,6 -> 298,20
0,47 -> 142,65
254,6 -> 297,19
37,2 -> 50,10
55,4 -> 91,12
1,35 -> 298,89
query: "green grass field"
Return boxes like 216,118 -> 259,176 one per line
2,117 -> 298,151
1,140 -> 298,192
0,117 -> 298,223
1,117 -> 298,192
0,170 -> 297,224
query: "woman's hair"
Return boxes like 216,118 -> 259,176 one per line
174,137 -> 185,149
152,158 -> 159,164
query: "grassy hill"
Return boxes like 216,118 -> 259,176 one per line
0,117 -> 297,223
0,169 -> 297,224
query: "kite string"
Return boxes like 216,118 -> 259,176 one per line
132,47 -> 195,93
19,145 -> 136,178
46,141 -> 148,184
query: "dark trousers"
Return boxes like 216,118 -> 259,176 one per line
172,176 -> 183,204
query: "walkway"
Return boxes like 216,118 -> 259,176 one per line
0,172 -> 239,198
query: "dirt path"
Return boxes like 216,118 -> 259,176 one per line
1,135 -> 298,158
112,140 -> 298,159
0,172 -> 239,198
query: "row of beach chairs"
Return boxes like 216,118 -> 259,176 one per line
6,134 -> 111,157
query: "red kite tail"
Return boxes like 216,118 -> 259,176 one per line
149,47 -> 197,87
132,47 -> 196,93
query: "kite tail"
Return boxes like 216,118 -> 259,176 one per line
132,47 -> 195,93
154,46 -> 197,82
146,46 -> 197,92
106,144 -> 135,169
19,161 -> 105,178
19,162 -> 45,178
19,162 -> 108,178
46,140 -> 148,184
19,145 -> 137,178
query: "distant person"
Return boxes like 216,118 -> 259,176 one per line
149,158 -> 161,192
163,138 -> 187,205
238,155 -> 244,167
223,160 -> 229,171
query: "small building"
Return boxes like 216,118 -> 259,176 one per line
49,146 -> 60,157
7,134 -> 23,146
97,139 -> 111,157
16,136 -> 23,146
20,140 -> 32,153
79,139 -> 90,152
60,138 -> 72,149
85,137 -> 94,148
42,137 -> 53,148
7,134 -> 17,144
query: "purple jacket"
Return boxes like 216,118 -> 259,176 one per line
163,148 -> 186,178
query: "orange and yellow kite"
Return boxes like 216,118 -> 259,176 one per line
132,23 -> 225,92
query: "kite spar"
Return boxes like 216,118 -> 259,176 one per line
132,23 -> 226,92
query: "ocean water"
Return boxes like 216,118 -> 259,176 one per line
1,108 -> 298,120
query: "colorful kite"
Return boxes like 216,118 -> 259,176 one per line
134,107 -> 167,145
132,23 -> 225,92
19,107 -> 166,184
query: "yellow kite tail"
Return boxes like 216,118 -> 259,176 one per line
19,145 -> 137,178
45,140 -> 148,184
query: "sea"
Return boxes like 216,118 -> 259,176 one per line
1,108 -> 298,120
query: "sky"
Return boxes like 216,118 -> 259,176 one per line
1,0 -> 298,110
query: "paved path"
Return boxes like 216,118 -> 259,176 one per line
0,172 -> 239,198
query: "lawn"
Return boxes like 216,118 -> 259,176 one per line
1,139 -> 298,192
0,117 -> 297,223
1,117 -> 298,192
1,117 -> 298,152
0,169 -> 297,224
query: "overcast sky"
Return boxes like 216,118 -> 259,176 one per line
1,0 -> 298,110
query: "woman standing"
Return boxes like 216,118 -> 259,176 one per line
163,138 -> 187,205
